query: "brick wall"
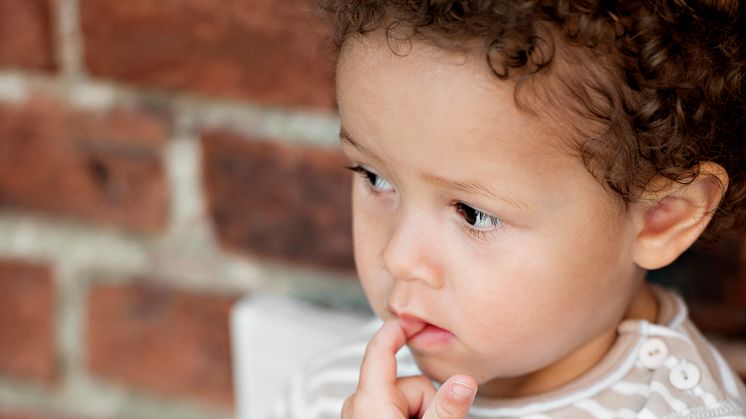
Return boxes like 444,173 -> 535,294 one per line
0,1 -> 361,418
0,1 -> 743,418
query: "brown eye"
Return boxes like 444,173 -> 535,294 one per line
454,202 -> 503,229
455,203 -> 477,225
364,171 -> 378,186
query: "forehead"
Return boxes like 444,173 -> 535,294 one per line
338,33 -> 501,116
337,32 -> 573,172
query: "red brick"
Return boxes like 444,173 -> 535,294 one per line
0,260 -> 55,383
0,97 -> 168,232
86,281 -> 237,407
202,131 -> 354,272
0,0 -> 55,71
80,0 -> 335,109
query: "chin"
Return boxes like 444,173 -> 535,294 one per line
412,353 -> 493,384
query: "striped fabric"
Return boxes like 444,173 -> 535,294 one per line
273,287 -> 746,419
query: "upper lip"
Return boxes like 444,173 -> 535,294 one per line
392,311 -> 449,339
397,313 -> 428,338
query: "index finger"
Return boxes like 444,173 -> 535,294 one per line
356,319 -> 407,392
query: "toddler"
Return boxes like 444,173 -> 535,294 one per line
277,0 -> 746,418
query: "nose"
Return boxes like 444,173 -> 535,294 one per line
380,208 -> 443,289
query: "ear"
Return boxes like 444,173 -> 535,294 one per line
631,162 -> 729,270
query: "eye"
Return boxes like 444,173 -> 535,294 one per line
453,202 -> 503,231
346,165 -> 394,193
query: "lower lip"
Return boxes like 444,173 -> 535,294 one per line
408,323 -> 454,348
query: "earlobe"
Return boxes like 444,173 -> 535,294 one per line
632,162 -> 729,270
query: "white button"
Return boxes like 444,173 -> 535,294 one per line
669,361 -> 701,390
639,338 -> 668,369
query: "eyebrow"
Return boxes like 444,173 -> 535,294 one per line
422,173 -> 530,211
339,127 -> 531,211
340,127 -> 378,159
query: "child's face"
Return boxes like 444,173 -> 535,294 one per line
337,32 -> 648,396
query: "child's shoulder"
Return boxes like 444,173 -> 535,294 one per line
626,286 -> 746,418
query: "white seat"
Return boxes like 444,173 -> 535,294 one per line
231,294 -> 374,419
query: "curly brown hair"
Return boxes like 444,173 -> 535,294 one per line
321,0 -> 746,239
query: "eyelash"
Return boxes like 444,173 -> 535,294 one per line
346,165 -> 505,240
346,165 -> 391,194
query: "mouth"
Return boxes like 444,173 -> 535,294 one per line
396,313 -> 454,348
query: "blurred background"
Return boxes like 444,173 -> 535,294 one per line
0,0 -> 742,418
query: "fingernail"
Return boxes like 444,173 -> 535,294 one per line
451,380 -> 475,400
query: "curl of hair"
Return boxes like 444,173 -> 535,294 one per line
321,0 -> 746,239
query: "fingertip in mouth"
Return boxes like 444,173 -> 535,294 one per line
396,313 -> 430,338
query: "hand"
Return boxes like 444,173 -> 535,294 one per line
342,319 -> 478,419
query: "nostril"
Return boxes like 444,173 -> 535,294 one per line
386,284 -> 413,316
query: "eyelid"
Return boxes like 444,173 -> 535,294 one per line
345,164 -> 376,180
460,224 -> 492,241
345,165 -> 366,175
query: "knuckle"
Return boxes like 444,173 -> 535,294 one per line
434,397 -> 459,419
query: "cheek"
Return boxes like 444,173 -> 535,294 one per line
351,187 -> 390,316
452,230 -> 629,346
352,185 -> 378,273
454,257 -> 551,343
